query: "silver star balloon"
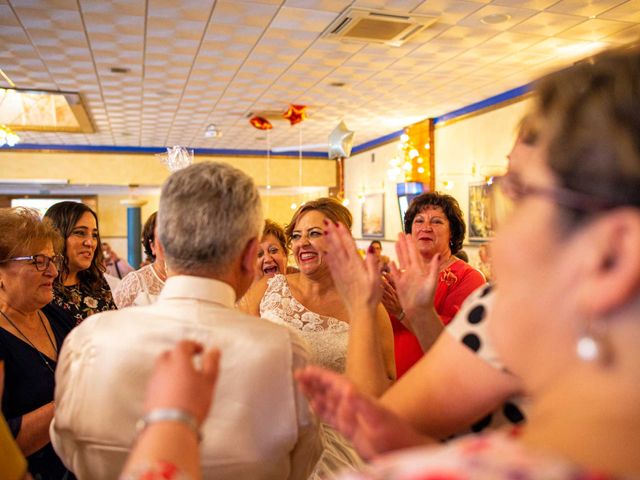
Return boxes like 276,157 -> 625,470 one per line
328,121 -> 355,159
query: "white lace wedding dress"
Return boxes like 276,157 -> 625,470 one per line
260,274 -> 363,479
113,264 -> 165,309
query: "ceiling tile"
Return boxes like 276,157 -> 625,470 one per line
547,0 -> 628,18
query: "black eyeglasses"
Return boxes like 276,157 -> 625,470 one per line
493,173 -> 614,211
489,173 -> 616,228
0,254 -> 64,271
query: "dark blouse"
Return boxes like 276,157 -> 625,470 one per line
52,275 -> 117,325
0,303 -> 76,479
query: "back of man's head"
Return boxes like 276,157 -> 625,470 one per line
158,162 -> 263,275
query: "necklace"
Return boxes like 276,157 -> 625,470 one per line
439,255 -> 457,271
0,309 -> 58,374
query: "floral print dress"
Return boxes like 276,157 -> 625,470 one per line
340,430 -> 625,480
53,276 -> 117,325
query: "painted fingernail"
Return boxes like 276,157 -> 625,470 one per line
367,246 -> 375,254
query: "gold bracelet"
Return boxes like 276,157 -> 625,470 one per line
136,408 -> 202,442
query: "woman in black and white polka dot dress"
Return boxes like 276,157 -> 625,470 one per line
444,283 -> 528,434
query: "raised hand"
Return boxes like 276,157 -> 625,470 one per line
389,233 -> 440,324
380,274 -> 402,317
143,340 -> 221,425
322,220 -> 382,314
296,366 -> 432,460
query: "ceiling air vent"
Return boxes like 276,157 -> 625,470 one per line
323,7 -> 438,47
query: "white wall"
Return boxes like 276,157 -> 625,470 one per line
344,97 -> 532,267
434,99 -> 532,229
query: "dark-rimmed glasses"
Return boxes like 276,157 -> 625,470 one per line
490,173 -> 615,227
0,254 -> 63,271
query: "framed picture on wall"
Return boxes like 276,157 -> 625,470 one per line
468,181 -> 496,241
362,193 -> 385,238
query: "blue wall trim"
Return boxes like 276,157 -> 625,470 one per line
7,143 -> 328,158
5,83 -> 530,157
433,83 -> 532,125
352,128 -> 405,154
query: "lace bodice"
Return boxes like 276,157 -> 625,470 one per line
113,264 -> 165,309
260,274 -> 349,373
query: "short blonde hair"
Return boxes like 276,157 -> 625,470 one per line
0,208 -> 63,261
285,197 -> 352,246
262,219 -> 288,256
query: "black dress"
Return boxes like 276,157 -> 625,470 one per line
0,303 -> 76,480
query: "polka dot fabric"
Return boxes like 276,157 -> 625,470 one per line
447,284 -> 529,434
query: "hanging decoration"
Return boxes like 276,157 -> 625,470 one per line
282,104 -> 307,126
291,123 -> 304,210
327,121 -> 354,202
0,124 -> 20,147
157,146 -> 194,173
249,116 -> 273,130
328,120 -> 354,160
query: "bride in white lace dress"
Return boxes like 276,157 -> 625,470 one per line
113,212 -> 167,308
240,198 -> 395,479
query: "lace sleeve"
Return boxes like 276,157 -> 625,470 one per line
113,271 -> 143,309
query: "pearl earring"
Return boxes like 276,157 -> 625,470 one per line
576,335 -> 600,361
576,321 -> 612,365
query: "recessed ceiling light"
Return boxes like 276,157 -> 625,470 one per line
204,124 -> 222,138
480,13 -> 511,25
110,67 -> 130,74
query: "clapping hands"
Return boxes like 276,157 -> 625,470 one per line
296,366 -> 432,460
386,234 -> 440,333
322,220 -> 383,314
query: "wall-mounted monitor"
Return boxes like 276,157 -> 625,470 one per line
396,182 -> 426,232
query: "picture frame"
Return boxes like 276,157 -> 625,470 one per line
361,193 -> 385,238
468,181 -> 495,242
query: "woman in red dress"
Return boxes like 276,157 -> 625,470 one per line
383,192 -> 485,377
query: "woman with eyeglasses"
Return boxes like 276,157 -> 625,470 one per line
0,208 -> 76,479
45,201 -> 117,325
239,198 -> 395,479
296,48 -> 640,479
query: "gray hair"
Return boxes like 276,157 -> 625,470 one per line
158,162 -> 263,273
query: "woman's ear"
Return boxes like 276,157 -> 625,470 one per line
577,208 -> 640,316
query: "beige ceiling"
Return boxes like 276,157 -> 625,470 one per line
2,0 -> 639,153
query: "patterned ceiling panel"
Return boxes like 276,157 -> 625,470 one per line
2,0 -> 638,152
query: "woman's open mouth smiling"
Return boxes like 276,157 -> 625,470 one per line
263,265 -> 279,275
299,251 -> 318,263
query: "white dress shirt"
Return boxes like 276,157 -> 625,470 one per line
51,275 -> 321,480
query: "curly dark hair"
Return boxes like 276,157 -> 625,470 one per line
141,211 -> 158,262
44,201 -> 106,290
285,197 -> 352,247
403,192 -> 466,254
262,219 -> 288,256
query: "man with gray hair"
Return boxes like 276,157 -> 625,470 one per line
51,162 -> 321,479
